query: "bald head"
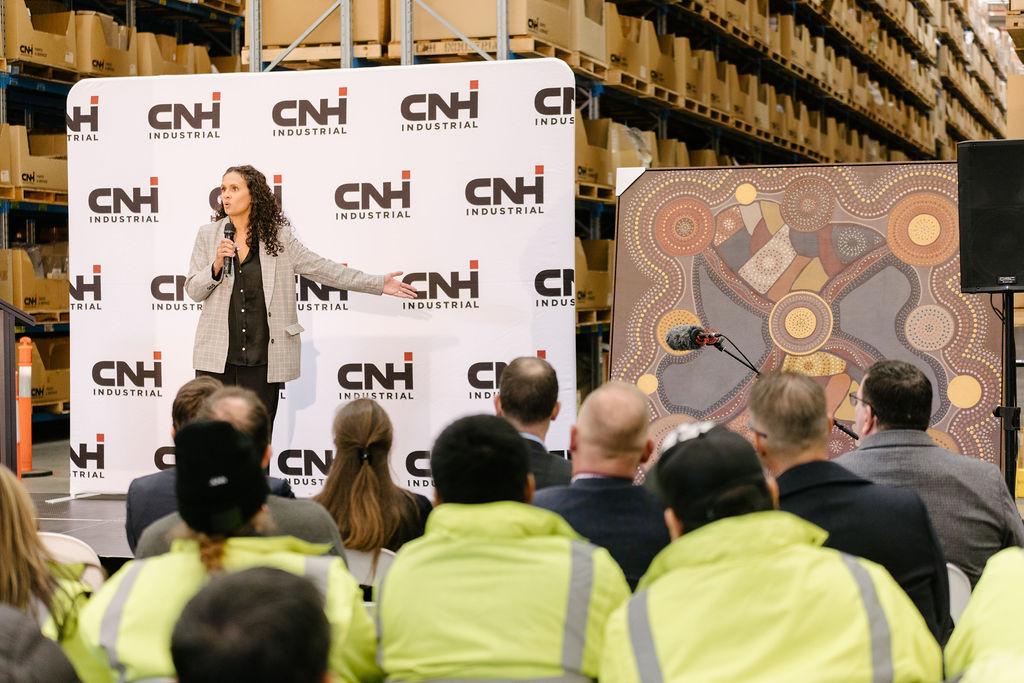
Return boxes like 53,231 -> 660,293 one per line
195,387 -> 271,454
575,382 -> 650,462
496,356 -> 559,429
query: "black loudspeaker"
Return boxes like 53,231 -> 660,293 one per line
958,139 -> 1024,293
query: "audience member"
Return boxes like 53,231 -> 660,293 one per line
945,547 -> 1024,682
749,371 -> 952,643
74,421 -> 380,682
378,415 -> 629,681
0,466 -> 99,681
836,360 -> 1024,585
315,399 -> 431,554
135,386 -> 344,558
600,423 -> 942,681
125,377 -> 295,552
172,567 -> 331,683
494,356 -> 571,489
534,381 -> 668,589
0,604 -> 80,683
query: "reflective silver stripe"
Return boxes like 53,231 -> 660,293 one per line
134,679 -> 175,682
561,541 -> 594,673
98,561 -> 147,683
841,554 -> 894,683
627,590 -> 664,683
303,555 -> 333,602
375,575 -> 385,667
403,676 -> 592,682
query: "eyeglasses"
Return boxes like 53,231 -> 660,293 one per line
746,421 -> 769,440
849,392 -> 871,409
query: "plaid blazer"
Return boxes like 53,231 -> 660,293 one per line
185,217 -> 384,382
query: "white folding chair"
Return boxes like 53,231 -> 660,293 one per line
345,548 -> 396,587
947,562 -> 972,625
38,532 -> 105,592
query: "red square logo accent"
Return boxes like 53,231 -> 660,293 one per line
96,434 -> 105,442
469,259 -> 479,269
401,170 -> 411,180
537,350 -> 547,359
535,165 -> 544,175
469,80 -> 479,90
404,352 -> 414,362
338,87 -> 348,96
90,95 -> 99,105
150,177 -> 159,186
153,351 -> 162,360
273,175 -> 282,184
212,91 -> 221,101
92,264 -> 101,274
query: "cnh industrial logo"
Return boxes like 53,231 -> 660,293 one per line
66,95 -> 100,141
69,264 -> 103,310
70,433 -> 105,478
465,165 -> 545,216
272,87 -> 347,137
338,352 -> 415,401
210,174 -> 283,212
401,260 -> 479,310
466,349 -> 547,399
534,86 -> 574,126
334,170 -> 411,221
404,450 -> 433,489
400,80 -> 479,132
151,274 -> 202,312
88,177 -> 159,223
148,91 -> 221,140
296,274 -> 349,312
276,448 -> 334,487
91,351 -> 163,398
534,266 -> 574,308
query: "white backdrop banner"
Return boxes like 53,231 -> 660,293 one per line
67,59 -> 577,496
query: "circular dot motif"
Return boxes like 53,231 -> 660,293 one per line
714,206 -> 745,246
637,374 -> 659,394
904,305 -> 956,352
887,194 -> 958,266
781,176 -> 836,232
654,197 -> 715,256
947,375 -> 982,409
769,292 -> 834,356
735,183 -> 757,205
656,309 -> 703,356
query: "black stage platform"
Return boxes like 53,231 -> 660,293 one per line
32,492 -> 132,573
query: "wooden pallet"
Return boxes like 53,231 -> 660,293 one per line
731,118 -> 755,134
386,34 -> 578,63
575,181 -> 615,204
647,83 -> 681,107
0,185 -> 16,200
576,307 -> 611,328
193,0 -> 244,15
604,69 -> 651,99
16,188 -> 68,205
26,310 -> 69,323
33,400 -> 69,414
6,60 -> 77,84
565,51 -> 608,81
244,42 -> 386,67
683,97 -> 710,116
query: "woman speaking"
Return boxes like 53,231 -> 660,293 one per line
185,165 -> 417,425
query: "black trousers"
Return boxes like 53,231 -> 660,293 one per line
196,364 -> 282,432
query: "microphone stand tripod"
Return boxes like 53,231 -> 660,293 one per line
709,335 -> 860,442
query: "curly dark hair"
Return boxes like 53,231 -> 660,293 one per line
214,165 -> 286,257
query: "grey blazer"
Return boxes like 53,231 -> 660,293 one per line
835,429 -> 1024,585
186,217 -> 384,383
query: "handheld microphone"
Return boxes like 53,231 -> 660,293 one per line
665,324 -> 722,351
223,220 -> 235,276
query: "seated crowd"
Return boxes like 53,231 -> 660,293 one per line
1,358 -> 1023,682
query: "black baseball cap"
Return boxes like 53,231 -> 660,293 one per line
650,423 -> 767,526
175,420 -> 269,536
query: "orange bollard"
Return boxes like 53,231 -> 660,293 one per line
16,337 -> 33,478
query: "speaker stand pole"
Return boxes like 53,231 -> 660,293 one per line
996,292 -> 1020,496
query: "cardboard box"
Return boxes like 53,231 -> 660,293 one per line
648,34 -> 677,92
725,0 -> 749,32
779,94 -> 800,143
572,0 -> 605,62
0,125 -> 16,187
575,110 -> 609,185
690,149 -> 719,166
710,61 -> 730,113
29,336 -> 70,406
730,68 -> 756,123
137,33 -> 187,76
3,1 -> 76,70
576,238 -> 614,309
389,0 -> 572,45
583,118 -> 655,185
1008,75 -> 1024,140
654,138 -> 689,167
75,12 -> 137,77
0,248 -> 69,313
754,82 -> 771,131
211,55 -> 241,73
749,0 -> 769,45
177,44 -> 212,74
802,106 -> 819,150
688,50 -> 715,105
808,36 -> 826,79
10,125 -> 66,191
257,0 -> 387,45
671,36 -> 692,99
605,2 -> 653,81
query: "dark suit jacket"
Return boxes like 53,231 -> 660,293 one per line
125,468 -> 294,552
522,436 -> 571,490
533,477 -> 669,590
778,460 -> 952,643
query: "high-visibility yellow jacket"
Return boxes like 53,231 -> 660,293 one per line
71,536 -> 382,683
945,547 -> 1024,679
600,511 -> 943,683
378,501 -> 631,681
39,563 -> 106,683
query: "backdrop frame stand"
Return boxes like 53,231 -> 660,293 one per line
995,292 -> 1019,496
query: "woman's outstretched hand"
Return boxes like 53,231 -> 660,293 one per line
382,271 -> 419,299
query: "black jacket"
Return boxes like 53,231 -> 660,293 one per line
777,460 -> 953,644
521,436 -> 571,490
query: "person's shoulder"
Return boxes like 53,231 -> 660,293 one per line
197,217 -> 225,233
408,492 -> 434,517
127,468 -> 174,496
532,485 -> 572,509
267,494 -> 332,521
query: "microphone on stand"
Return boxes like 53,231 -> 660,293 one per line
223,220 -> 236,277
